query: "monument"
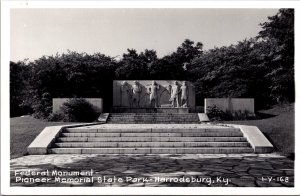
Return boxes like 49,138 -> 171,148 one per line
112,80 -> 195,113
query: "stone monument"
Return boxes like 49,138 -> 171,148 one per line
113,80 -> 195,113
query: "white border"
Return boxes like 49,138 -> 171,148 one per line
1,1 -> 300,195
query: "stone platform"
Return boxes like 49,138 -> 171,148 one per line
107,113 -> 199,123
112,107 -> 189,113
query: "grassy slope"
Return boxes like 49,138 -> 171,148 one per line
10,116 -> 75,159
223,103 -> 295,155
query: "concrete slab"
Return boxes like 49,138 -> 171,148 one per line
205,98 -> 255,114
27,126 -> 63,155
198,113 -> 210,122
27,122 -> 104,155
228,124 -> 274,153
97,113 -> 109,122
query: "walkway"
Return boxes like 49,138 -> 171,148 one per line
10,153 -> 294,187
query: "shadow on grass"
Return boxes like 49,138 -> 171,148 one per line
10,154 -> 294,187
255,112 -> 277,120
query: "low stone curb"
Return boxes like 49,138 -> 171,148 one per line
227,124 -> 274,153
198,113 -> 210,122
97,113 -> 109,122
27,122 -> 104,155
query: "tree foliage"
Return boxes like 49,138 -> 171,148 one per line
25,51 -> 117,118
188,9 -> 294,107
10,61 -> 32,117
115,49 -> 157,79
149,39 -> 203,79
258,9 -> 294,102
189,39 -> 272,108
9,9 -> 294,118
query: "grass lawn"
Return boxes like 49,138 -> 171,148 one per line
10,116 -> 76,159
222,103 -> 295,156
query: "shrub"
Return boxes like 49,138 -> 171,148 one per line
47,112 -> 64,122
206,105 -> 231,121
59,98 -> 100,122
32,92 -> 53,119
207,105 -> 256,121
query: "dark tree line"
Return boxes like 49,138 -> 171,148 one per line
10,9 -> 294,118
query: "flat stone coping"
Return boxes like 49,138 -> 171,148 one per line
71,123 -> 232,130
227,124 -> 274,153
27,122 -> 103,155
198,113 -> 210,122
97,113 -> 109,122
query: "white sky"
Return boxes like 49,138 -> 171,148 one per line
10,8 -> 279,61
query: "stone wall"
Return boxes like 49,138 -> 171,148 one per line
52,98 -> 103,113
204,98 -> 254,114
113,80 -> 195,112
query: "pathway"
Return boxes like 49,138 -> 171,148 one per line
10,153 -> 294,187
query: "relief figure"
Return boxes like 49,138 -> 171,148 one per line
169,81 -> 180,107
131,81 -> 142,108
181,81 -> 188,107
148,81 -> 160,108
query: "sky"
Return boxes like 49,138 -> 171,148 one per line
10,8 -> 279,62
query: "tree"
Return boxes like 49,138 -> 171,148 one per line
115,49 -> 157,79
188,39 -> 273,108
258,9 -> 294,102
176,39 -> 203,67
187,9 -> 294,108
10,60 -> 32,117
28,51 -> 117,118
149,39 -> 203,79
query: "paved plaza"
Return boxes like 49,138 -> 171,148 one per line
11,153 -> 294,187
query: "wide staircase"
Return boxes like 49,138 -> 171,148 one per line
107,113 -> 200,124
48,124 -> 254,154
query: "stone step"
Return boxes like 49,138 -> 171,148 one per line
65,128 -> 241,133
107,119 -> 198,121
57,136 -> 248,142
108,116 -> 198,118
108,116 -> 199,120
108,115 -> 198,118
54,142 -> 250,148
107,118 -> 198,120
107,113 -> 200,123
109,113 -> 197,115
60,131 -> 243,137
107,121 -> 200,124
49,147 -> 254,154
108,118 -> 199,123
